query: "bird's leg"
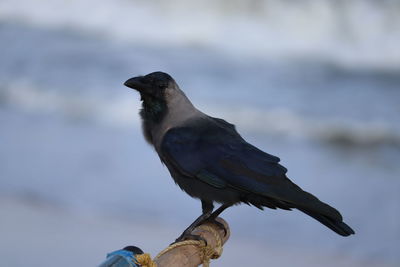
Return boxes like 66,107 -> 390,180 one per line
203,203 -> 231,236
174,201 -> 214,243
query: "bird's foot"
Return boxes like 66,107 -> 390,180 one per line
204,218 -> 227,236
172,233 -> 207,246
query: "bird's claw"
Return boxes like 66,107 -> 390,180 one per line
172,233 -> 208,246
204,218 -> 228,236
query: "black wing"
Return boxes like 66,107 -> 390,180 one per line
161,117 -> 342,221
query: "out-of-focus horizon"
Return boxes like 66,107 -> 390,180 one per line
0,1 -> 399,266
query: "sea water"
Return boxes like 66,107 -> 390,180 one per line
0,1 -> 399,266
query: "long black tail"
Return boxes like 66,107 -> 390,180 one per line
298,208 -> 355,236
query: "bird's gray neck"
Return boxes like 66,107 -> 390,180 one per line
140,95 -> 167,145
140,95 -> 167,124
140,90 -> 200,150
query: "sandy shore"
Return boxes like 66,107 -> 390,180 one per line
0,195 -> 393,267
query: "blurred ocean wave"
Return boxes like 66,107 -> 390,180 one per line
2,82 -> 400,148
1,19 -> 399,148
1,0 -> 400,69
1,19 -> 398,148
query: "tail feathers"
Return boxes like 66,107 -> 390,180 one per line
299,208 -> 355,236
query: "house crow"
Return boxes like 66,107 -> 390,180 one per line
124,71 -> 355,241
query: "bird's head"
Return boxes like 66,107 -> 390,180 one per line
125,71 -> 183,124
124,71 -> 177,102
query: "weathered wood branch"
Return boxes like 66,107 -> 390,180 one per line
153,217 -> 230,267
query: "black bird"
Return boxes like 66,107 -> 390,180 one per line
124,71 -> 355,240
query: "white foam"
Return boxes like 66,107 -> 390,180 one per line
205,105 -> 400,146
2,81 -> 140,127
3,82 -> 399,146
1,0 -> 399,70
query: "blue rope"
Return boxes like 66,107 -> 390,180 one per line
99,248 -> 142,267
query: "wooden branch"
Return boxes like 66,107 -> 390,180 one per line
154,217 -> 230,267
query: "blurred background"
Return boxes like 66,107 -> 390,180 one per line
0,0 -> 399,266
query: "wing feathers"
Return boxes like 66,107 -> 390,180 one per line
298,208 -> 355,236
161,121 -> 346,226
220,158 -> 343,221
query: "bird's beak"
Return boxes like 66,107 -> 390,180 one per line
124,76 -> 152,94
